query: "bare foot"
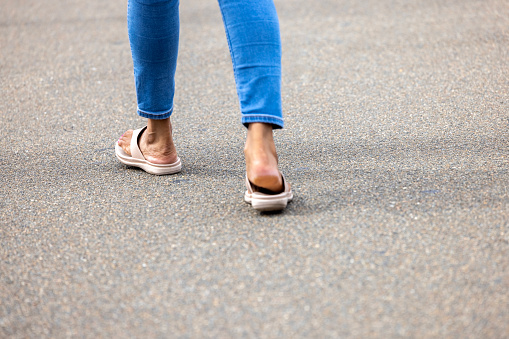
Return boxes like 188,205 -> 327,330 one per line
117,118 -> 178,164
244,123 -> 284,193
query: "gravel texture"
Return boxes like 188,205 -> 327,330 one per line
1,0 -> 508,337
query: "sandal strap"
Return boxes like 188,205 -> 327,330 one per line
130,127 -> 147,161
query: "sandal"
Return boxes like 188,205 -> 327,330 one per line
244,172 -> 293,211
115,127 -> 181,175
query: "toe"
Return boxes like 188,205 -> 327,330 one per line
118,130 -> 134,156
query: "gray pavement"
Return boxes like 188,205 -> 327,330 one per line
1,0 -> 508,337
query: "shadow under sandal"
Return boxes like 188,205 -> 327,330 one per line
244,173 -> 293,211
115,127 -> 181,175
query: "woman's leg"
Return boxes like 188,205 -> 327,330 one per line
218,0 -> 283,128
218,0 -> 285,192
118,0 -> 180,164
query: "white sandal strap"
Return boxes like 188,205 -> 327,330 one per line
130,127 -> 147,161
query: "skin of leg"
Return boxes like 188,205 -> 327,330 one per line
245,122 -> 284,192
118,118 -> 178,165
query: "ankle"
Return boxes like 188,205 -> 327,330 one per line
246,123 -> 273,140
245,123 -> 276,153
146,118 -> 173,145
244,123 -> 279,171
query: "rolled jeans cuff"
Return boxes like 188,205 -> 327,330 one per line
137,107 -> 174,120
242,114 -> 284,129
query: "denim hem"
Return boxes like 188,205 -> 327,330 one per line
137,107 -> 173,120
242,114 -> 284,129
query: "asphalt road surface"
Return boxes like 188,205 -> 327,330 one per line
1,0 -> 508,337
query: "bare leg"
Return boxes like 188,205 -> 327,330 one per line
117,118 -> 178,165
244,123 -> 284,192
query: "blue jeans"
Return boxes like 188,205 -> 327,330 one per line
128,0 -> 284,129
